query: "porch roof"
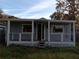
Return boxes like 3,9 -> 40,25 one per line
0,18 -> 76,23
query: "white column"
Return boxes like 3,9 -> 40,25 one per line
36,23 -> 38,40
48,21 -> 50,45
41,24 -> 42,40
61,33 -> 63,42
32,20 -> 34,46
70,24 -> 71,42
19,33 -> 21,43
44,24 -> 45,41
7,20 -> 10,46
73,23 -> 75,47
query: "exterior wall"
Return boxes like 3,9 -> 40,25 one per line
8,21 -> 75,47
0,21 -> 7,44
10,22 -> 72,42
63,23 -> 72,42
10,21 -> 32,41
10,22 -> 22,33
50,22 -> 72,42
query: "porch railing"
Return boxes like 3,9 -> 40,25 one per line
50,33 -> 72,42
9,32 -> 73,42
10,32 -> 32,42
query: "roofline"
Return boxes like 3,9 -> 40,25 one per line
0,18 -> 39,21
0,18 -> 76,23
49,20 -> 76,23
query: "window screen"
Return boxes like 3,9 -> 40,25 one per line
53,26 -> 63,32
23,24 -> 32,32
51,25 -> 63,33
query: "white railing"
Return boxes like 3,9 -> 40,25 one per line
10,32 -> 72,42
50,33 -> 72,42
50,33 -> 62,42
10,32 -> 32,42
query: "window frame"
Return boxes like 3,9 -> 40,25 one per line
22,24 -> 32,33
51,25 -> 64,33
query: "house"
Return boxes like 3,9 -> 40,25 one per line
0,18 -> 76,47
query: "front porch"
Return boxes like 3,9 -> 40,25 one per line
9,33 -> 74,47
6,20 -> 75,47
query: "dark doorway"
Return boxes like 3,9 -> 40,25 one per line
0,28 -> 5,45
38,24 -> 41,41
37,23 -> 44,41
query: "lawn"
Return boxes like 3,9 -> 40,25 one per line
0,43 -> 79,59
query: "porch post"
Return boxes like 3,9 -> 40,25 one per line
48,21 -> 50,46
36,22 -> 38,40
32,20 -> 34,46
73,23 -> 75,47
44,24 -> 45,41
7,20 -> 10,46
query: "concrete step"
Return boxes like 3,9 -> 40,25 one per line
38,40 -> 45,48
38,43 -> 45,48
38,45 -> 45,48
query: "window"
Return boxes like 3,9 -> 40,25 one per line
51,25 -> 63,33
22,24 -> 32,32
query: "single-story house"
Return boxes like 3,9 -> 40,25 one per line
0,18 -> 76,47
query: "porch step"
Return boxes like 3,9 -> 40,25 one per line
38,40 -> 45,48
39,45 -> 45,48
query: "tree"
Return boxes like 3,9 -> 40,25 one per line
60,0 -> 79,20
50,0 -> 65,20
0,9 -> 18,19
50,12 -> 63,20
0,9 -> 3,14
65,0 -> 78,20
56,0 -> 65,12
50,0 -> 79,20
0,9 -> 4,18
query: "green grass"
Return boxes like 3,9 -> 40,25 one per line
0,43 -> 79,59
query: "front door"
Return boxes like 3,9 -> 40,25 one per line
37,23 -> 44,41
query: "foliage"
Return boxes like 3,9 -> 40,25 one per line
50,12 -> 63,20
0,44 -> 79,59
0,9 -> 3,14
50,0 -> 79,20
0,9 -> 18,19
50,0 -> 65,20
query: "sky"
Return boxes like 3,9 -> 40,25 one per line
0,0 -> 56,19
